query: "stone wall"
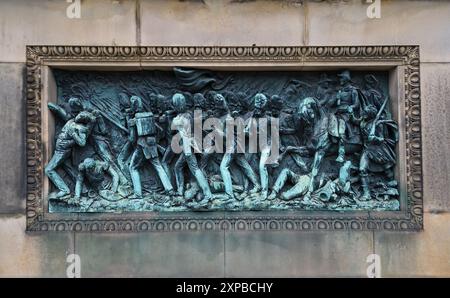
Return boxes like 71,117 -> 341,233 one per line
0,0 -> 449,277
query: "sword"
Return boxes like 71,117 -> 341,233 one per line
369,96 -> 389,137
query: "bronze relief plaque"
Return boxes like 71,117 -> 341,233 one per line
25,46 -> 422,231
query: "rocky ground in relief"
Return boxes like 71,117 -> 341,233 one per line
48,182 -> 400,213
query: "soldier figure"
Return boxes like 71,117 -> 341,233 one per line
74,157 -> 120,200
49,96 -> 128,185
45,111 -> 96,197
268,168 -> 311,201
359,103 -> 397,200
270,95 -> 308,172
171,93 -> 213,203
88,106 -> 129,186
117,92 -> 134,177
316,73 -> 335,112
127,96 -> 175,198
333,70 -> 362,162
248,93 -> 279,199
218,93 -> 261,200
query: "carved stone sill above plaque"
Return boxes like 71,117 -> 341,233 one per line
26,46 -> 422,232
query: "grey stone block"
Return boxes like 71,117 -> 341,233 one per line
224,230 -> 374,277
74,231 -> 225,277
421,63 -> 450,212
307,0 -> 450,62
374,212 -> 450,277
0,214 -> 74,277
0,63 -> 25,213
140,0 -> 304,46
0,0 -> 137,62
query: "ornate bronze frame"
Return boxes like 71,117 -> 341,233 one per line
25,45 -> 422,232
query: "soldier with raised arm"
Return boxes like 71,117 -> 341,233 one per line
358,102 -> 398,200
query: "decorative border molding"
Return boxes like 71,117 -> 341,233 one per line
25,45 -> 422,232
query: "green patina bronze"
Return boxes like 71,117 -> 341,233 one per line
46,68 -> 399,212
